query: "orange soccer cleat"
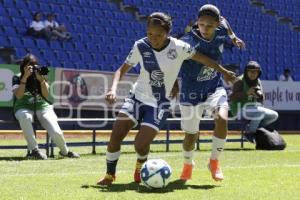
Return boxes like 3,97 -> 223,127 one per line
97,174 -> 116,186
180,162 -> 194,181
208,159 -> 224,181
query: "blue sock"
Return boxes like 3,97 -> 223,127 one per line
107,159 -> 118,175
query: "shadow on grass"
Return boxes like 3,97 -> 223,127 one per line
81,179 -> 219,193
0,156 -> 29,161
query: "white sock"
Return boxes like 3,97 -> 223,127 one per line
106,151 -> 121,161
183,150 -> 194,164
210,135 -> 226,160
137,153 -> 148,161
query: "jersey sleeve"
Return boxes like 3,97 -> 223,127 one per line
124,42 -> 141,67
179,41 -> 196,60
12,75 -> 20,91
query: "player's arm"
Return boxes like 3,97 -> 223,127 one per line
105,63 -> 132,104
221,16 -> 245,49
190,53 -> 236,83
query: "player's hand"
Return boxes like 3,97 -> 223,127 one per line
105,89 -> 117,104
223,70 -> 237,84
232,37 -> 245,50
23,65 -> 33,79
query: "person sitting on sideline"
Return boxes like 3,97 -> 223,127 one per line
12,53 -> 79,159
230,61 -> 278,142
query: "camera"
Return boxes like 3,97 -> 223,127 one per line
33,65 -> 49,75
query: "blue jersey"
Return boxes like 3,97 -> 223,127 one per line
180,24 -> 229,105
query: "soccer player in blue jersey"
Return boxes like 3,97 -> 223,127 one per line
97,12 -> 236,186
179,4 -> 245,182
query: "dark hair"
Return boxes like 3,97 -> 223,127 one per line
20,54 -> 41,95
198,4 -> 220,21
33,12 -> 42,21
147,12 -> 172,33
47,13 -> 55,17
284,68 -> 290,73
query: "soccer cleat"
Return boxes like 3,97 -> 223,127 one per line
30,148 -> 47,160
180,161 -> 194,181
134,160 -> 145,183
59,151 -> 80,158
97,174 -> 116,186
208,159 -> 224,181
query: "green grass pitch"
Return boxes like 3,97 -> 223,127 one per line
0,135 -> 299,200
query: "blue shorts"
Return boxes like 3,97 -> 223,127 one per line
119,95 -> 170,132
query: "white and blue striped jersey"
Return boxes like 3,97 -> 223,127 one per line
125,37 -> 195,107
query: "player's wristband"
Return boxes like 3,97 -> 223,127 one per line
229,33 -> 236,39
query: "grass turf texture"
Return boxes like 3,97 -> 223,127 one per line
0,135 -> 299,200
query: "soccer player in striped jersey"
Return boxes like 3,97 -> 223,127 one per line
97,12 -> 236,185
179,4 -> 245,182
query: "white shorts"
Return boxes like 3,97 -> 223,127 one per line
180,88 -> 228,134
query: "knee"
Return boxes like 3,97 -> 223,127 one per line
273,111 -> 279,120
15,111 -> 32,122
185,133 -> 198,144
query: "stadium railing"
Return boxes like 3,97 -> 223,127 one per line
0,118 -> 247,157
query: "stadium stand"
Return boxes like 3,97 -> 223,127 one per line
0,0 -> 299,80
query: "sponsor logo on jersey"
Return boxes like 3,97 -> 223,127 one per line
167,49 -> 177,60
149,70 -> 164,87
196,67 -> 217,82
143,52 -> 152,58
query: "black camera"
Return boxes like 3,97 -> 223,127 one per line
33,65 -> 49,75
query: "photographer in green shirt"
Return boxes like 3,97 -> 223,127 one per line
13,54 -> 79,159
230,61 -> 278,142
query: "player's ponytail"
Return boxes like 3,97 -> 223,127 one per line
147,12 -> 172,33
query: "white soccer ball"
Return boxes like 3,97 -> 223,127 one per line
140,159 -> 172,189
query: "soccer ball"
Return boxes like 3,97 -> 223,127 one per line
140,159 -> 172,189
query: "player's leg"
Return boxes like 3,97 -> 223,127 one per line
97,97 -> 138,185
97,113 -> 136,185
133,125 -> 158,183
180,104 -> 203,181
15,109 -> 47,159
207,88 -> 228,181
133,105 -> 169,183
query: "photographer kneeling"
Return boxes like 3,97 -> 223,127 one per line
12,54 -> 79,159
229,61 -> 278,142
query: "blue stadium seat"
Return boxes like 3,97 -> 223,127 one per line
3,0 -> 15,8
22,38 -> 36,48
26,2 -> 39,12
15,48 -> 28,58
8,37 -> 23,47
0,36 -> 9,47
36,39 -> 49,49
15,1 -> 28,9
49,40 -> 62,50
